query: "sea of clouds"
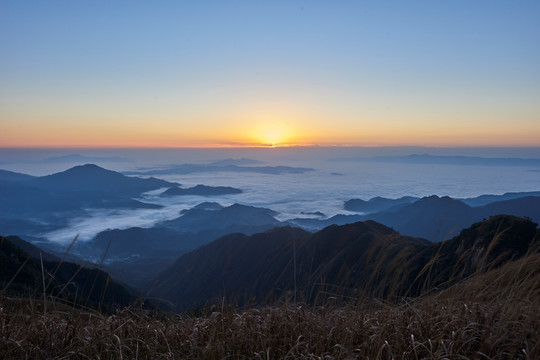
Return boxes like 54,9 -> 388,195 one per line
2,147 -> 539,244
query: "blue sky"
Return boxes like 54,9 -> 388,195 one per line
1,1 -> 539,147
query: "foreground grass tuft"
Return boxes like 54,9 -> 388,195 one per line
1,237 -> 539,359
1,294 -> 538,359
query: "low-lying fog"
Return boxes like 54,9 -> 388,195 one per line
2,147 -> 539,244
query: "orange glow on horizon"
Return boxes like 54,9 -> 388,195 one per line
2,113 -> 540,148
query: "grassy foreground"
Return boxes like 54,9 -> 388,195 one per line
1,254 -> 539,359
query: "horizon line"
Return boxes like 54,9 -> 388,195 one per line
2,144 -> 540,150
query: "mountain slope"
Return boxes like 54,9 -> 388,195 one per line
150,227 -> 312,311
160,203 -> 281,232
150,215 -> 538,312
0,169 -> 35,182
150,221 -> 429,311
370,195 -> 476,241
0,236 -> 136,311
344,196 -> 418,213
460,190 -> 540,206
75,203 -> 286,289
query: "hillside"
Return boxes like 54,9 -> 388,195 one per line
0,235 -> 136,312
150,215 -> 539,311
150,227 -> 311,311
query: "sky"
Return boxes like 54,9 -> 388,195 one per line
1,1 -> 539,148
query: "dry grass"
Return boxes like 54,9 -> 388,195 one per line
2,255 -> 539,359
1,297 -> 537,359
2,222 -> 539,360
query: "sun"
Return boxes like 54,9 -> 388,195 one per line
262,129 -> 286,147
243,111 -> 302,147
251,123 -> 291,147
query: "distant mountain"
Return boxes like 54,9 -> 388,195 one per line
370,195 -> 475,241
0,165 -> 166,238
28,164 -> 177,196
161,184 -> 242,196
479,196 -> 540,219
460,191 -> 540,206
0,235 -> 136,311
150,227 -> 313,311
124,164 -> 315,176
179,202 -> 223,214
79,203 -> 286,288
293,195 -> 540,242
343,191 -> 540,213
76,203 -> 282,261
369,195 -> 540,241
0,169 -> 35,182
160,203 -> 281,232
0,179 -> 161,220
344,196 -> 418,213
150,215 -> 538,311
289,213 -> 364,231
336,154 -> 540,167
82,227 -> 194,261
77,227 -> 192,289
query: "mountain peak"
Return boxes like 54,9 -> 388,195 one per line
453,215 -> 538,267
151,216 -> 538,311
28,164 -> 176,196
64,163 -> 115,174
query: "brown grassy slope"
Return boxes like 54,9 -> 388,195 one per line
1,251 -> 539,359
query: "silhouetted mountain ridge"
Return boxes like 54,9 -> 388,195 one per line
344,196 -> 418,213
150,215 -> 538,311
294,195 -> 540,241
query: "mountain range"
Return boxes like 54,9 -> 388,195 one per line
124,163 -> 315,176
2,163 -> 540,298
2,214 -> 539,314
293,194 -> 540,241
149,215 -> 539,311
336,154 -> 540,167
